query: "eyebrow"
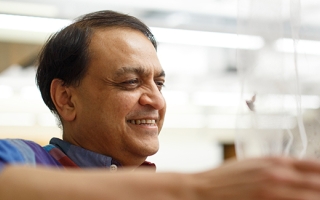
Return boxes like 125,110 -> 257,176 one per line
114,66 -> 165,78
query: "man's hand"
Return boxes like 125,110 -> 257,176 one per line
192,157 -> 320,200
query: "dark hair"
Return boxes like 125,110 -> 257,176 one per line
36,10 -> 157,121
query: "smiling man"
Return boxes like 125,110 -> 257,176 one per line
49,27 -> 166,167
2,10 -> 320,200
34,11 -> 166,169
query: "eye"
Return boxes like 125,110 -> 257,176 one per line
124,79 -> 139,85
121,78 -> 140,89
155,80 -> 165,91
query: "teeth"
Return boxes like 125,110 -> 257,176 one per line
129,119 -> 156,125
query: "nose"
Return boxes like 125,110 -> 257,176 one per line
139,83 -> 165,110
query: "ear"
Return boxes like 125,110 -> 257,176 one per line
50,79 -> 76,122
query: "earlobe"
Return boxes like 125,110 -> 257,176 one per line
50,79 -> 76,122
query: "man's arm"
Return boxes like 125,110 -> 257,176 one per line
1,157 -> 320,200
0,165 -> 195,200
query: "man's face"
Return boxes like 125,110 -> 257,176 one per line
67,28 -> 166,166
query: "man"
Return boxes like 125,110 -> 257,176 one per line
1,10 -> 320,200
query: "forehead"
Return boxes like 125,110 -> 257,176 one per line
87,27 -> 162,77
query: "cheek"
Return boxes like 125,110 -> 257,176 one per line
110,93 -> 138,115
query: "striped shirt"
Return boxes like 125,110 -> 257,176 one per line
0,138 -> 155,172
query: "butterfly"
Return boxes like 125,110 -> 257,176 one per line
246,94 -> 256,111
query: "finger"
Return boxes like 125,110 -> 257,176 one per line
291,158 -> 320,174
292,172 -> 320,192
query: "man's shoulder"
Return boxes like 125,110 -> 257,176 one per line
0,139 -> 43,162
0,138 -> 62,169
0,138 -> 44,151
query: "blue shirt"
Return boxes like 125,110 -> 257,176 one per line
49,137 -> 121,167
0,137 -> 155,172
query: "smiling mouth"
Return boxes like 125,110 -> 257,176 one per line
128,119 -> 156,125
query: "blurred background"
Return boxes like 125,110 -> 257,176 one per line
1,0 -> 320,172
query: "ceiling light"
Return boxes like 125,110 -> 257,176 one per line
151,27 -> 264,50
193,92 -> 320,110
0,14 -> 264,49
0,14 -> 71,43
0,14 -> 71,33
275,38 -> 320,55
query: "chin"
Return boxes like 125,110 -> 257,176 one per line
140,142 -> 159,156
148,148 -> 159,156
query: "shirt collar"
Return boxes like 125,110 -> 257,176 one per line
49,138 -> 156,171
50,137 -> 122,168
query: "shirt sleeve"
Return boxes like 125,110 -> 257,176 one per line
0,139 -> 26,172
